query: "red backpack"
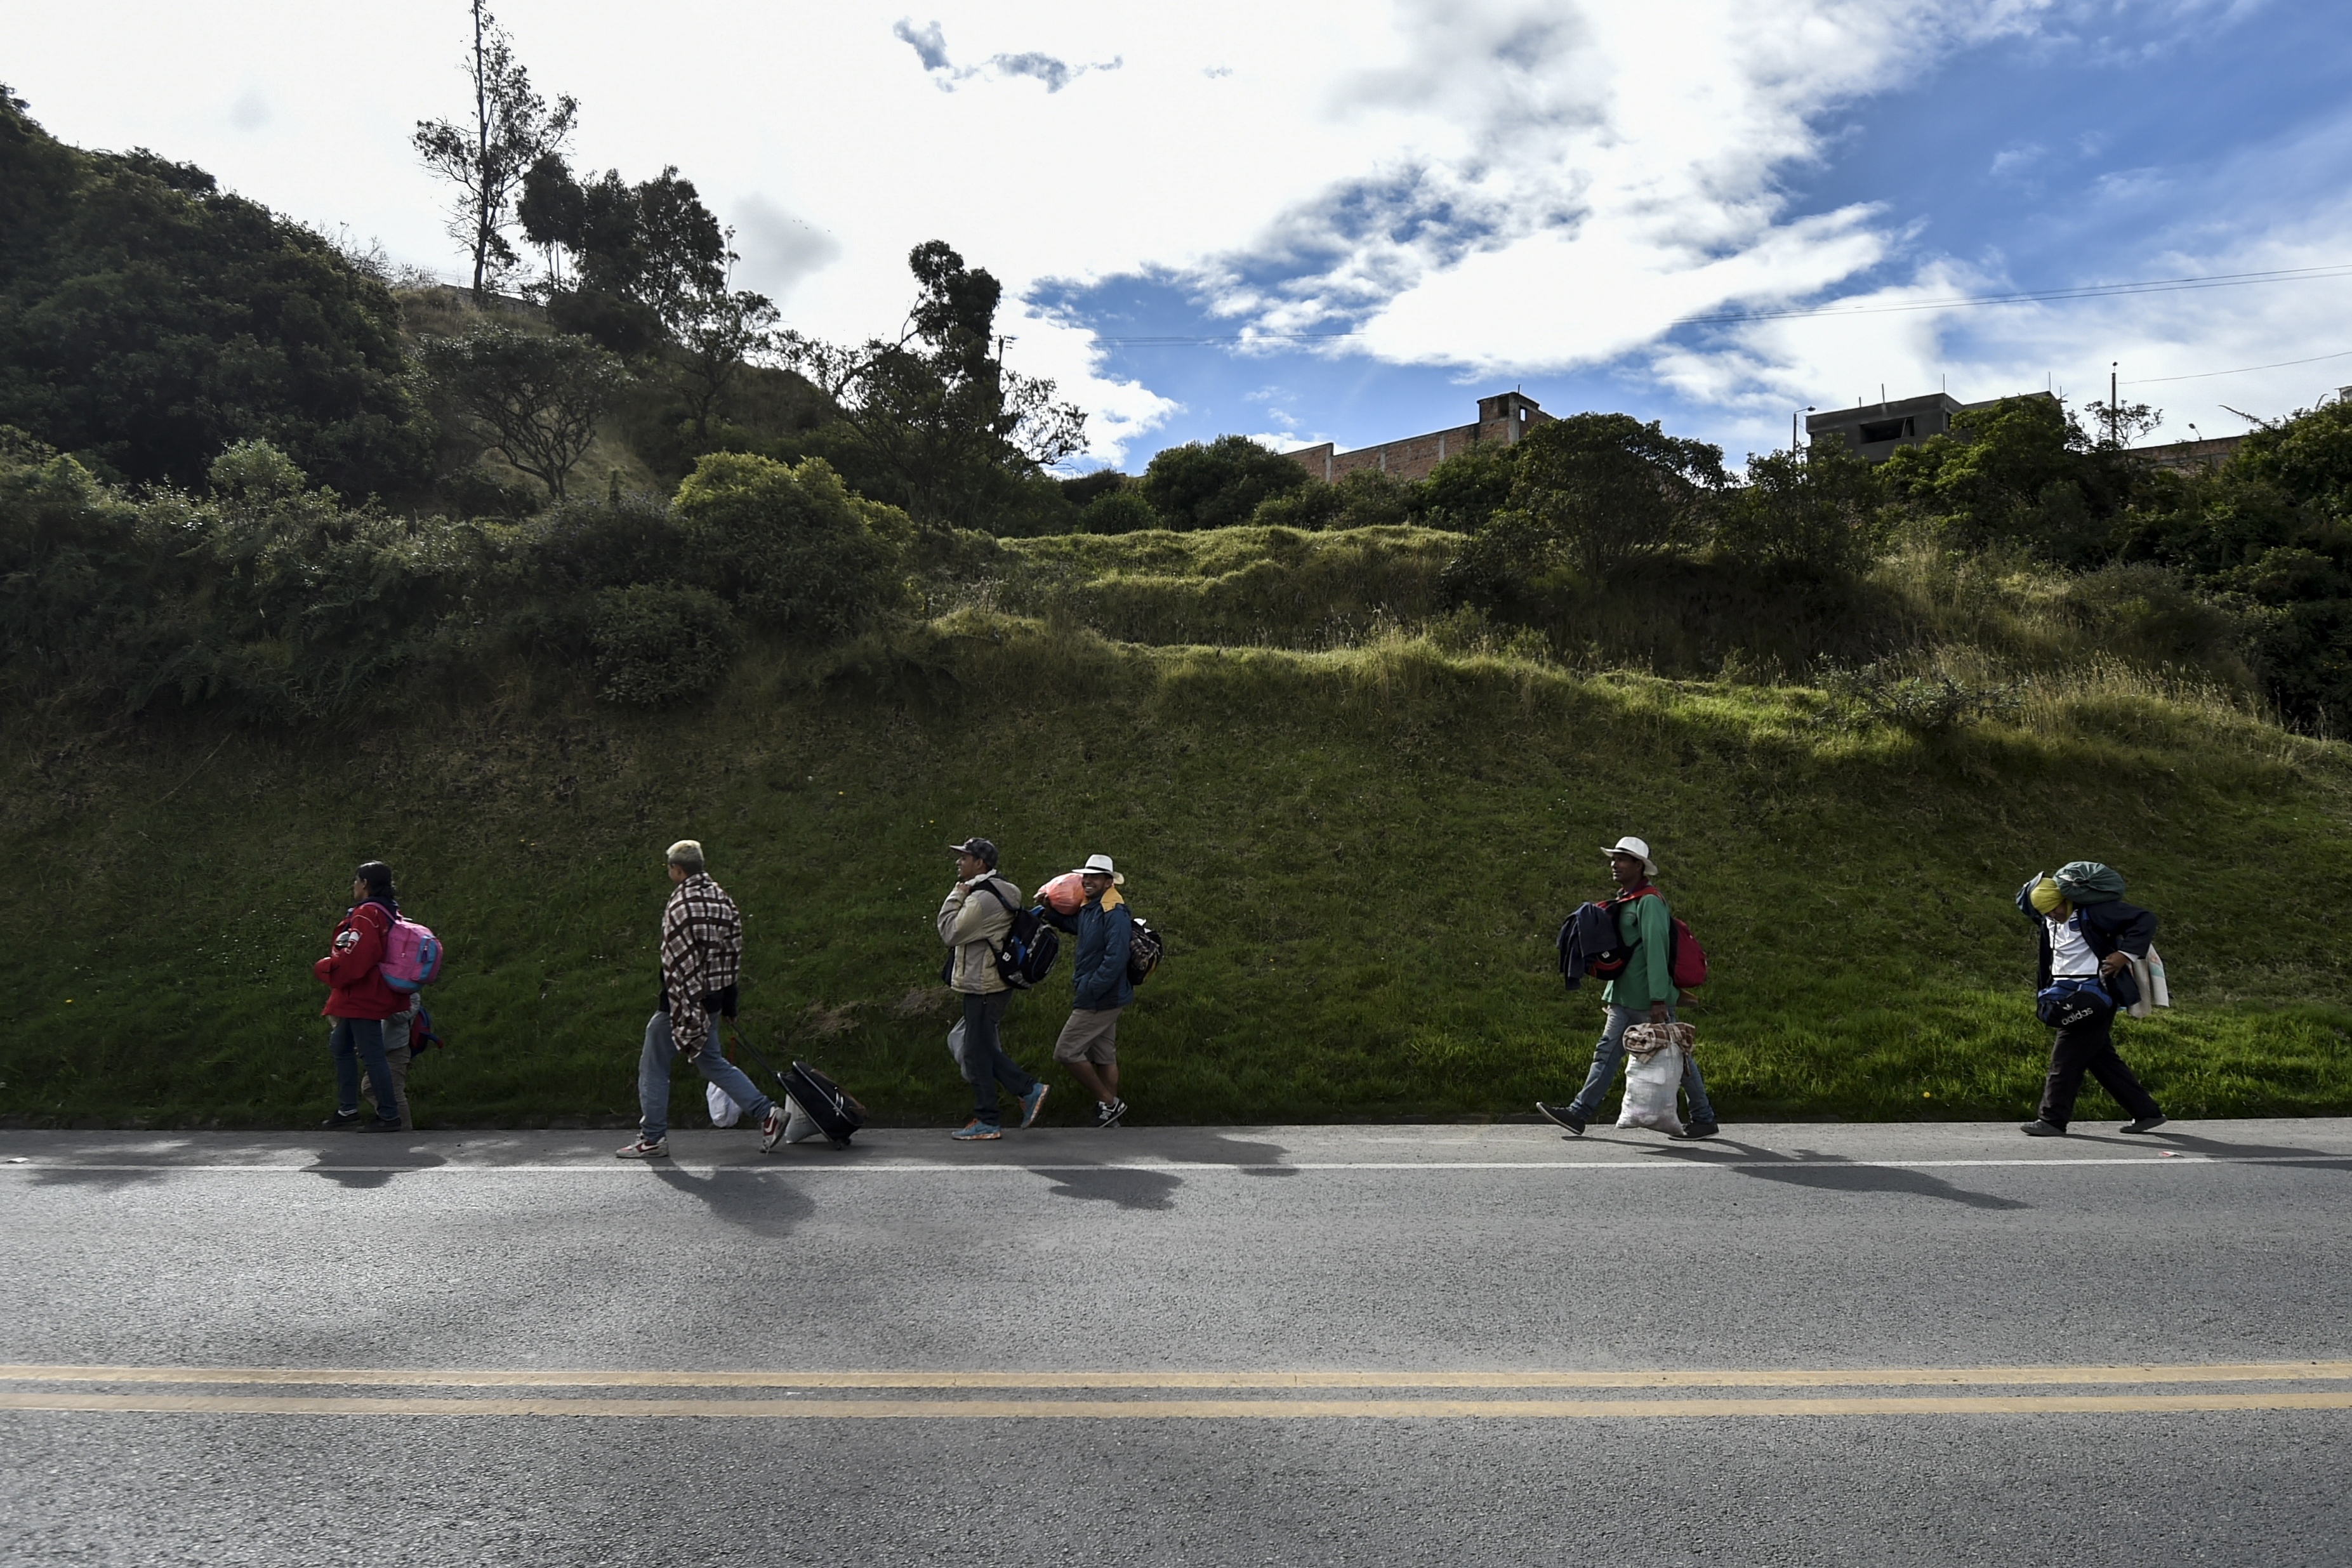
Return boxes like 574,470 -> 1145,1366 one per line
1587,890 -> 1709,990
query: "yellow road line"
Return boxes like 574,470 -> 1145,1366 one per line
4,1391 -> 2351,1420
4,1360 -> 2348,1390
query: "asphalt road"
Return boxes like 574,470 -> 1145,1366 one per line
3,1117 -> 2348,1567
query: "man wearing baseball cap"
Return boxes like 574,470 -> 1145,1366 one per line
1536,835 -> 1719,1138
937,836 -> 1047,1140
1040,853 -> 1134,1128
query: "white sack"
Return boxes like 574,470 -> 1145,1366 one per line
1616,1038 -> 1686,1136
706,1082 -> 742,1128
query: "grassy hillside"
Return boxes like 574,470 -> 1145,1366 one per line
3,614 -> 2348,1130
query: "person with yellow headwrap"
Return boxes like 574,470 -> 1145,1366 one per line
2012,863 -> 2167,1136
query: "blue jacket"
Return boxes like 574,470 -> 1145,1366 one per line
1048,892 -> 1134,1011
1555,901 -> 1618,989
2014,878 -> 2155,1007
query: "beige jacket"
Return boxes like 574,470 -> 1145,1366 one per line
937,874 -> 1022,994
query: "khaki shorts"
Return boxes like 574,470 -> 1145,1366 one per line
1053,1007 -> 1121,1065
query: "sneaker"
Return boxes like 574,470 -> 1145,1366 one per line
2021,1119 -> 2067,1138
1535,1102 -> 1587,1136
1095,1098 -> 1128,1128
2119,1114 -> 2169,1135
321,1110 -> 363,1131
615,1137 -> 670,1159
760,1104 -> 786,1153
951,1119 -> 1003,1141
1019,1083 -> 1049,1129
1672,1121 -> 1719,1140
357,1117 -> 405,1133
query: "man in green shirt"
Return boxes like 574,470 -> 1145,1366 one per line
1537,836 -> 1719,1138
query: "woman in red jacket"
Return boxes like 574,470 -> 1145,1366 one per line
315,862 -> 407,1132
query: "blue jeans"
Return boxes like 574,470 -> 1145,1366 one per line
329,1016 -> 398,1123
1566,1004 -> 1716,1125
638,1012 -> 774,1143
961,991 -> 1034,1124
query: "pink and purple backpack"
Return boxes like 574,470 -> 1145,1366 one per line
379,916 -> 444,992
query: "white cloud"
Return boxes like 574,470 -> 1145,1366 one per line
1650,96 -> 2352,459
14,0 -> 2320,464
732,194 -> 843,305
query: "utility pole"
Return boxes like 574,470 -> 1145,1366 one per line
2110,361 -> 2119,447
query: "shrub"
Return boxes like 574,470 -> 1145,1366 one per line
1252,470 -> 1408,532
671,451 -> 901,638
1821,661 -> 2023,735
588,584 -> 741,706
442,464 -> 545,520
1083,486 -> 1159,535
1140,435 -> 1311,530
1477,413 -> 1726,584
1715,446 -> 1887,576
1411,444 -> 1519,532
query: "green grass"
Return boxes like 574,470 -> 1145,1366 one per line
4,616 -> 2349,1130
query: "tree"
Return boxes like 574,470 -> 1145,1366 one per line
1879,395 -> 2137,564
0,91 -> 432,494
1715,445 -> 1887,576
420,327 -> 624,498
412,3 -> 577,299
1485,413 -> 1726,582
781,240 -> 1086,529
1139,435 -> 1311,530
676,286 -> 780,438
519,158 -> 731,348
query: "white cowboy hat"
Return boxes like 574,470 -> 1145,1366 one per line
1080,853 -> 1125,886
1600,836 -> 1658,876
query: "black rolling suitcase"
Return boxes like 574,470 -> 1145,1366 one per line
778,1059 -> 866,1148
727,1024 -> 866,1149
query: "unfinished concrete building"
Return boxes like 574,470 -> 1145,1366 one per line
1283,392 -> 1551,483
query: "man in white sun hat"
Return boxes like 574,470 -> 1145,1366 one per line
1536,834 -> 1720,1138
1039,853 -> 1135,1128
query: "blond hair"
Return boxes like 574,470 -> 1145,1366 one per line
666,839 -> 704,873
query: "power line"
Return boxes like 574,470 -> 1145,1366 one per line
1085,263 -> 2352,346
2124,345 -> 2352,386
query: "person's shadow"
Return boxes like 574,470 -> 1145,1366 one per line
649,1164 -> 816,1238
2061,1126 -> 2352,1171
1015,1133 -> 1305,1214
303,1142 -> 449,1190
1647,1138 -> 2032,1211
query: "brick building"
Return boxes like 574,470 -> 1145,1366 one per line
1283,391 -> 1551,483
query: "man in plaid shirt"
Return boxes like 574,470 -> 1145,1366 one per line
618,839 -> 786,1158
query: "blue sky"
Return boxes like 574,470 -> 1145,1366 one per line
15,1 -> 2352,470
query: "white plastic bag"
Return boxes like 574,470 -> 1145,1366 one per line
2125,947 -> 2172,1018
779,1098 -> 825,1144
1616,1022 -> 1691,1135
707,1082 -> 742,1128
946,1020 -> 967,1068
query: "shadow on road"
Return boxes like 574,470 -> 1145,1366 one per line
647,1165 -> 815,1239
2066,1128 -> 2352,1169
28,1165 -> 176,1192
1041,1167 -> 1183,1211
304,1145 -> 449,1190
1654,1140 -> 2032,1211
1007,1133 -> 1307,1213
